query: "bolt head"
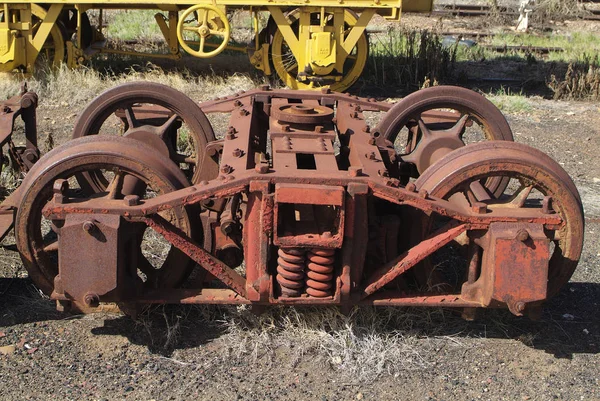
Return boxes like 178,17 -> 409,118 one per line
220,164 -> 233,174
255,164 -> 269,174
516,229 -> 529,242
472,202 -> 487,214
124,194 -> 140,206
232,148 -> 243,158
82,220 -> 95,233
348,167 -> 362,177
84,293 -> 100,307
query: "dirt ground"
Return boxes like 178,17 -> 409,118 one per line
1,9 -> 600,401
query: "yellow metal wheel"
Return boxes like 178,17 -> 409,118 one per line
177,4 -> 230,59
270,9 -> 368,92
31,5 -> 66,69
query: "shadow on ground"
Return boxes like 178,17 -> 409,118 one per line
75,48 -> 580,101
1,276 -> 598,358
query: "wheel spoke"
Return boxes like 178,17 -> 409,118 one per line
183,25 -> 200,32
174,153 -> 197,165
156,114 -> 179,139
446,114 -> 470,140
124,106 -> 138,130
43,240 -> 58,253
106,170 -> 125,199
209,29 -> 226,36
417,118 -> 433,138
488,184 -> 534,210
199,36 -> 206,51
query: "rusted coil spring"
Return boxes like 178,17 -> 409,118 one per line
306,249 -> 335,297
276,248 -> 305,297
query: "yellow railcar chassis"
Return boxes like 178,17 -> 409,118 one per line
0,0 -> 432,91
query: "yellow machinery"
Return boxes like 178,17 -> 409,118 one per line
0,1 -> 432,91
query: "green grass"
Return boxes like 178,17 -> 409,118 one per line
487,31 -> 600,63
104,10 -> 164,41
487,89 -> 534,114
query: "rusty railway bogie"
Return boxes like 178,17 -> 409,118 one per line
1,83 -> 584,318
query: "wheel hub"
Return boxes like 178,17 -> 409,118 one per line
272,104 -> 334,125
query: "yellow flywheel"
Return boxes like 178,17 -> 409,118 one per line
270,9 -> 368,92
177,4 -> 230,59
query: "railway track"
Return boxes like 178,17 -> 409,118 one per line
431,3 -> 600,21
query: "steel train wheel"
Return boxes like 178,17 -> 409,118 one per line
415,141 -> 584,297
376,86 -> 514,196
270,9 -> 368,91
71,82 -> 216,186
15,136 -> 197,295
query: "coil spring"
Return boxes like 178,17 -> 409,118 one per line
276,248 -> 305,297
306,248 -> 335,297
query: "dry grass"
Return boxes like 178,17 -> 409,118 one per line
204,305 -> 469,382
548,61 -> 600,100
0,64 -> 259,105
530,0 -> 589,24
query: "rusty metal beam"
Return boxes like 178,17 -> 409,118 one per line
361,222 -> 468,298
144,214 -> 248,299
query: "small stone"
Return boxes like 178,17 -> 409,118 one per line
356,393 -> 364,400
0,345 -> 16,355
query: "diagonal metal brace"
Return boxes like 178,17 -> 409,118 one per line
361,222 -> 468,299
144,214 -> 247,299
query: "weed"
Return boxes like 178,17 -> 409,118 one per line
548,61 -> 600,100
364,28 -> 456,93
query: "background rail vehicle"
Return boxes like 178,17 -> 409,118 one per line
0,82 -> 584,318
0,0 -> 433,91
